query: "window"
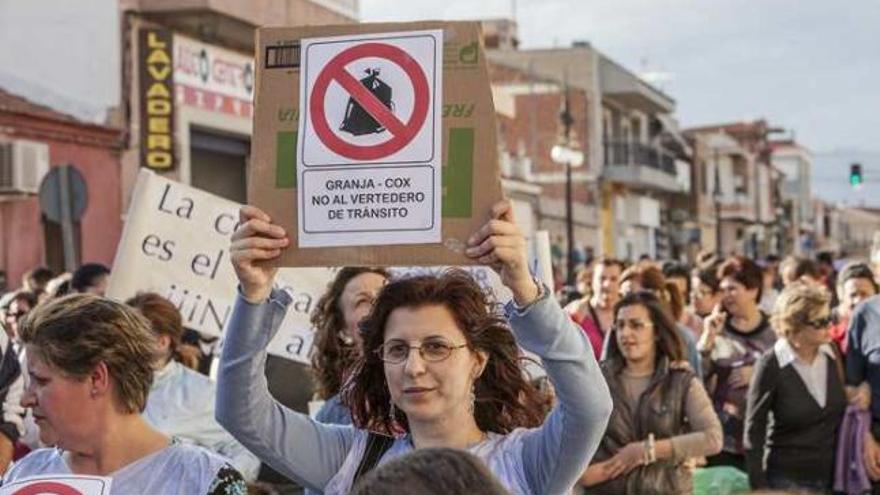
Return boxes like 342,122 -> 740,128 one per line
190,129 -> 250,203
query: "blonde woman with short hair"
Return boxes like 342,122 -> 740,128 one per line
744,283 -> 846,491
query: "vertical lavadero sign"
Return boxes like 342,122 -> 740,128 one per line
296,30 -> 443,247
139,27 -> 175,171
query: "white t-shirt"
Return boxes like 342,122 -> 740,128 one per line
3,443 -> 230,494
324,429 -> 533,495
774,338 -> 835,408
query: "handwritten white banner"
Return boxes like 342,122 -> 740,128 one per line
107,170 -> 552,366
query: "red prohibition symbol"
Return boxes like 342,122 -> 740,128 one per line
309,42 -> 430,161
12,481 -> 85,495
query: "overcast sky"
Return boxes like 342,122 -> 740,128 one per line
1,1 -> 875,203
361,0 -> 880,156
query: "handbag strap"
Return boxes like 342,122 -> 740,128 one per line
352,432 -> 396,484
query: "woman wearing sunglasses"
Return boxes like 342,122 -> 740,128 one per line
216,200 -> 612,495
581,291 -> 722,494
744,282 -> 846,491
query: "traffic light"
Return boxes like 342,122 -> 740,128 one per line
850,163 -> 863,186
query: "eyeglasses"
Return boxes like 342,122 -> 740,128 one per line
613,319 -> 653,331
804,316 -> 833,329
375,338 -> 468,364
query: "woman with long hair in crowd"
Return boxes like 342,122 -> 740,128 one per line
216,201 -> 612,494
310,267 -> 389,425
3,294 -> 246,493
126,292 -> 261,482
581,291 -> 722,493
745,283 -> 846,491
698,255 -> 776,470
615,264 -> 702,377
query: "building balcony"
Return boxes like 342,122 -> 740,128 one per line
713,194 -> 758,222
599,56 -> 675,114
603,140 -> 684,193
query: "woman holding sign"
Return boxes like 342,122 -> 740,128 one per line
2,294 -> 247,494
217,200 -> 613,495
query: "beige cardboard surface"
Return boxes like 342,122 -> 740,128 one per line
250,21 -> 503,267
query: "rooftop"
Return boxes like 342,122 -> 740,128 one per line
0,86 -> 80,124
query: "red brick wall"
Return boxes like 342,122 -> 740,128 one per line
0,113 -> 121,290
491,62 -> 592,203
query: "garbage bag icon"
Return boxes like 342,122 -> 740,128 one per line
340,68 -> 395,136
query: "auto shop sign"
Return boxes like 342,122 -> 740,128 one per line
174,34 -> 255,118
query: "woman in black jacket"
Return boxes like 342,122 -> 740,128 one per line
745,282 -> 846,491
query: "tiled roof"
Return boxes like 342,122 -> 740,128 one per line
0,86 -> 81,124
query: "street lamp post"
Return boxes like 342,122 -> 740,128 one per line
565,154 -> 574,285
551,88 -> 584,287
713,148 -> 723,257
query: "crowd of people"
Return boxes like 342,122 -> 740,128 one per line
0,202 -> 879,494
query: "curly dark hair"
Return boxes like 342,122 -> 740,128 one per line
605,291 -> 685,366
344,269 -> 545,435
311,267 -> 390,400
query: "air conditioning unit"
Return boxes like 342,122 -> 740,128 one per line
0,139 -> 50,195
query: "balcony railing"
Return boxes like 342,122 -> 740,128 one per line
603,140 -> 677,175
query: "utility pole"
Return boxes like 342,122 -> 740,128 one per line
561,89 -> 576,286
713,148 -> 723,257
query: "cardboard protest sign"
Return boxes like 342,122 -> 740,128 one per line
297,29 -> 443,247
106,169 -> 331,364
0,475 -> 112,495
251,21 -> 503,266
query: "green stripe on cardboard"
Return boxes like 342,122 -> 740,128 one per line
276,131 -> 297,188
442,127 -> 474,218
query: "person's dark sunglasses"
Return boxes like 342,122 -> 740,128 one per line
803,316 -> 833,329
